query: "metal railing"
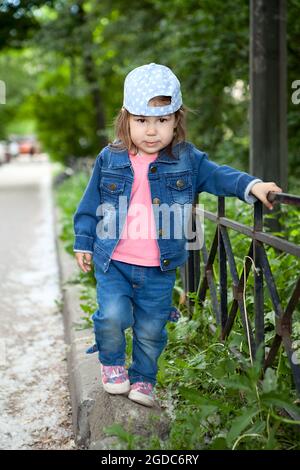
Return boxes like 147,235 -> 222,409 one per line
181,191 -> 300,395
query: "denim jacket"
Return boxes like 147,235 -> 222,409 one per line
73,141 -> 261,272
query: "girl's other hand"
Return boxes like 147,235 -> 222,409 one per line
75,252 -> 93,273
250,181 -> 283,210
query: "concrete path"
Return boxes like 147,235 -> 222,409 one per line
0,155 -> 75,449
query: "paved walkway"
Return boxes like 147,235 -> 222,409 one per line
0,155 -> 75,449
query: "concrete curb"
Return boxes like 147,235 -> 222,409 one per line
54,207 -> 170,450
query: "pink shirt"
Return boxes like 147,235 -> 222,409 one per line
111,151 -> 160,266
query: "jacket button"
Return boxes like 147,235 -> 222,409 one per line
150,166 -> 157,173
163,259 -> 170,266
109,183 -> 117,191
152,197 -> 160,204
176,179 -> 185,188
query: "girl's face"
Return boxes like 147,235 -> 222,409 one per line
129,113 -> 176,156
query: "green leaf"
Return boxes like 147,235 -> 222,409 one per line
220,375 -> 253,393
179,387 -> 223,410
104,424 -> 130,441
226,408 -> 259,446
174,358 -> 190,368
261,368 -> 278,393
209,437 -> 229,450
261,393 -> 300,416
247,420 -> 265,435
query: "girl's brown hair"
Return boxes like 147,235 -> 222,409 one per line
109,96 -> 187,156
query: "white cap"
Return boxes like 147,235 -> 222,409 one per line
123,63 -> 182,116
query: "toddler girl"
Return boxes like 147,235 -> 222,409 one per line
73,63 -> 282,407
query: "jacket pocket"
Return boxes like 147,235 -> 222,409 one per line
100,175 -> 125,205
166,172 -> 192,205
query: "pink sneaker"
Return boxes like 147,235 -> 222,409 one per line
128,382 -> 154,407
100,364 -> 130,394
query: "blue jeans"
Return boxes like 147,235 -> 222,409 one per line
92,259 -> 176,385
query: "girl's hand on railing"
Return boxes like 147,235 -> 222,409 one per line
250,182 -> 283,210
75,252 -> 93,273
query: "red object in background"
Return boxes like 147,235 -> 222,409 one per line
19,141 -> 35,155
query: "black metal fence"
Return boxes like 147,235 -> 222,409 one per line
180,191 -> 300,395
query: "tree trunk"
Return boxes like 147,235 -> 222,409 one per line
77,2 -> 107,148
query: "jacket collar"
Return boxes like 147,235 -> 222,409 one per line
108,142 -> 185,168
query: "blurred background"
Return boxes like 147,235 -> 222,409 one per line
0,0 -> 299,190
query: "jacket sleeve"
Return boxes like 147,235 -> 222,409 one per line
193,146 -> 262,203
73,153 -> 102,252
